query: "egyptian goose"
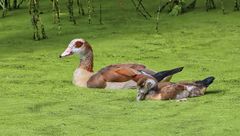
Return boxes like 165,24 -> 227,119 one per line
136,76 -> 215,101
59,38 -> 183,89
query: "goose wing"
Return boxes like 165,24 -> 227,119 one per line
159,83 -> 186,100
88,64 -> 146,83
100,66 -> 141,82
87,64 -> 155,88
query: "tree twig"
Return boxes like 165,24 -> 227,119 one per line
131,0 -> 148,19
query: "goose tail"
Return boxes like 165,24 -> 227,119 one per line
195,76 -> 215,87
153,67 -> 184,82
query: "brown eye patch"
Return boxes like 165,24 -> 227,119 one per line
75,41 -> 83,48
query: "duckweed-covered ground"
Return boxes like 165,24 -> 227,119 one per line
0,0 -> 240,135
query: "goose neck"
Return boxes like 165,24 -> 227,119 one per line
79,51 -> 93,72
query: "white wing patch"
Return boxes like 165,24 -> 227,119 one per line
146,79 -> 157,89
106,80 -> 137,89
186,86 -> 196,92
140,71 -> 152,77
175,91 -> 189,100
175,85 -> 196,99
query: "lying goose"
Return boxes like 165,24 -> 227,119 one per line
59,38 -> 182,89
137,76 -> 215,101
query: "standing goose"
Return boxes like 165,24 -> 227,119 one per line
59,38 -> 183,89
137,76 -> 215,101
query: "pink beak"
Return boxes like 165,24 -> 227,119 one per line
59,47 -> 73,58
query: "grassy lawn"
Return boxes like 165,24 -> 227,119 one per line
0,0 -> 240,135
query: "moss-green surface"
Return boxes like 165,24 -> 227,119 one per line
0,0 -> 240,136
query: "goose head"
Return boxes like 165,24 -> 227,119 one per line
136,77 -> 157,101
59,38 -> 92,58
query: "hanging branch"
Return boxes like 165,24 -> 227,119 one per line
0,0 -> 3,7
28,0 -> 32,14
17,0 -> 25,8
185,0 -> 197,10
13,0 -> 17,9
157,0 -> 197,16
136,0 -> 151,17
205,0 -> 209,11
39,18 -> 47,39
99,0 -> 102,24
131,0 -> 148,19
52,0 -> 61,34
136,0 -> 142,10
6,0 -> 10,10
168,0 -> 177,12
158,1 -> 170,12
77,0 -> 85,16
234,0 -> 240,11
221,0 -> 225,14
158,0 -> 179,13
52,0 -> 60,24
1,0 -> 25,15
67,0 -> 76,24
168,0 -> 185,16
210,0 -> 216,8
156,2 -> 161,32
0,0 -> 7,17
91,1 -> 95,13
1,0 -> 10,17
87,0 -> 93,24
30,0 -> 40,40
206,0 -> 216,11
29,0 -> 47,40
77,0 -> 81,15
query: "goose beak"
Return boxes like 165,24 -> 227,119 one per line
137,93 -> 145,101
59,47 -> 73,58
136,89 -> 147,101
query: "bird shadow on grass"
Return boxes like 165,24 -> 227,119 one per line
110,90 -> 227,103
28,101 -> 61,113
106,95 -> 136,103
205,90 -> 226,95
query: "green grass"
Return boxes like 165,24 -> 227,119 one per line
1,0 -> 240,135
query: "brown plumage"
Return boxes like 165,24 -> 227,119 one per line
60,38 -> 180,89
86,64 -> 147,88
137,76 -> 215,101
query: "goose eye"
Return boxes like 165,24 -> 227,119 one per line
75,41 -> 83,48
